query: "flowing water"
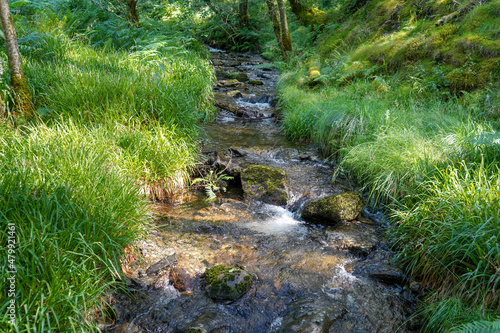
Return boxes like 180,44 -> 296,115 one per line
106,50 -> 418,333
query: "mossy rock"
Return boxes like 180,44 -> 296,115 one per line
241,164 -> 288,206
248,80 -> 264,85
204,264 -> 252,301
227,72 -> 249,82
227,90 -> 243,98
302,192 -> 364,224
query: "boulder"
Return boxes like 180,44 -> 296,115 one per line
204,264 -> 252,301
227,72 -> 249,82
302,192 -> 364,224
241,164 -> 288,206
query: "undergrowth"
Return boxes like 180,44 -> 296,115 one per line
0,123 -> 148,331
0,1 -> 215,331
273,0 -> 500,331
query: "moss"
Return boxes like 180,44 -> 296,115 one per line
226,72 -> 249,82
454,35 -> 500,58
445,63 -> 482,93
204,264 -> 252,300
241,164 -> 288,206
11,73 -> 34,117
302,192 -> 365,224
235,274 -> 253,293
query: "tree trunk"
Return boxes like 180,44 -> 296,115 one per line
277,0 -> 292,54
238,0 -> 249,27
265,0 -> 287,60
0,0 -> 33,117
289,0 -> 326,27
0,58 -> 5,118
125,0 -> 139,25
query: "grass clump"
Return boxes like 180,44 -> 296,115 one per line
391,160 -> 499,332
0,123 -> 148,331
272,0 -> 500,329
0,1 -> 216,331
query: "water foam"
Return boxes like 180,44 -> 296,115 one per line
243,204 -> 307,236
323,263 -> 361,299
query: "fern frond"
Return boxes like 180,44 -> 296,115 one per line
451,319 -> 500,333
205,186 -> 216,200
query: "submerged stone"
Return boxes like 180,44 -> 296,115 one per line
145,253 -> 178,276
248,79 -> 264,85
325,222 -> 379,256
204,264 -> 252,301
241,164 -> 289,206
169,266 -> 194,292
302,192 -> 364,224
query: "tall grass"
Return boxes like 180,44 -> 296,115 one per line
0,124 -> 148,331
391,160 -> 499,332
21,31 -> 214,127
14,7 -> 215,195
277,72 -> 500,331
0,1 -> 217,331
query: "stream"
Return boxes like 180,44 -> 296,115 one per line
104,50 -> 419,333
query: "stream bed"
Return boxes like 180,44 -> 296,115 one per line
105,50 -> 419,333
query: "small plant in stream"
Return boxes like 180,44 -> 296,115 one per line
191,170 -> 234,200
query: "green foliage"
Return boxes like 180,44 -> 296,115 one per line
191,170 -> 234,200
391,160 -> 499,317
451,319 -> 500,333
0,1 -> 218,331
276,2 -> 500,330
0,123 -> 148,331
23,40 -> 214,126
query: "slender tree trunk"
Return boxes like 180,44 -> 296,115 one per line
0,58 -> 5,118
125,0 -> 139,25
277,0 -> 292,54
265,0 -> 287,60
238,0 -> 249,27
0,0 -> 33,117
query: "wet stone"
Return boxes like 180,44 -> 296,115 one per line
353,261 -> 409,286
249,80 -> 264,85
169,266 -> 195,292
325,223 -> 379,256
226,90 -> 243,98
185,326 -> 207,333
368,268 -> 409,286
216,79 -> 244,88
204,264 -> 252,301
278,299 -> 347,333
228,147 -> 247,157
111,322 -> 144,333
241,164 -> 289,206
227,72 -> 249,82
302,192 -> 364,225
146,253 -> 178,276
